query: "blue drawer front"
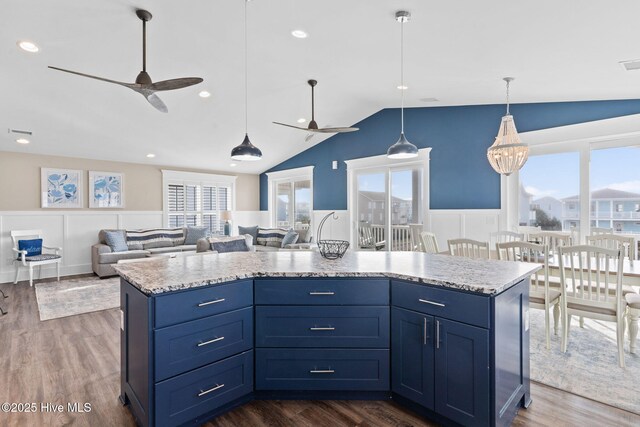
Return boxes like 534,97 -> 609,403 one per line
155,350 -> 253,427
255,306 -> 389,348
255,278 -> 389,305
155,307 -> 253,381
391,281 -> 490,328
255,349 -> 389,391
155,280 -> 253,328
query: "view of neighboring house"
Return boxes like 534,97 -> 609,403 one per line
357,191 -> 413,225
519,185 -> 534,226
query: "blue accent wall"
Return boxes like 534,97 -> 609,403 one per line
260,99 -> 640,211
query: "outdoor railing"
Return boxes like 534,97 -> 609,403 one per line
362,224 -> 413,251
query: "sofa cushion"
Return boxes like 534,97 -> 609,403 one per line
255,245 -> 281,252
281,230 -> 299,247
209,236 -> 249,253
103,230 -> 128,252
257,228 -> 287,247
98,250 -> 149,264
98,229 -> 121,245
18,238 -> 43,258
238,225 -> 259,245
184,226 -> 209,245
146,246 -> 182,255
126,228 -> 184,250
174,244 -> 197,252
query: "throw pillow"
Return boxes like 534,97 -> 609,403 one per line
184,226 -> 209,245
103,230 -> 128,252
18,238 -> 43,258
257,228 -> 288,248
238,225 -> 259,245
209,236 -> 250,253
281,230 -> 299,248
295,228 -> 312,243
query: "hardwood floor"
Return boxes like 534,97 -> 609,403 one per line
1,277 -> 639,427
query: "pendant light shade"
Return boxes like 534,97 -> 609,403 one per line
487,78 -> 528,175
231,0 -> 262,161
387,10 -> 418,160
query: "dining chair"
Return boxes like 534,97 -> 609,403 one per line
419,231 -> 440,254
447,238 -> 490,259
11,229 -> 62,287
409,224 -> 425,252
529,231 -> 572,256
490,231 -> 524,248
590,227 -> 613,236
515,225 -> 541,242
587,234 -> 636,263
558,245 -> 627,367
497,241 -> 560,349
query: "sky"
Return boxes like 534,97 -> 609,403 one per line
521,146 -> 640,200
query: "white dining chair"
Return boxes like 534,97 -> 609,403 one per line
587,234 -> 636,263
490,231 -> 524,248
558,245 -> 627,367
409,224 -> 425,252
497,241 -> 561,349
419,231 -> 440,254
447,238 -> 490,259
11,229 -> 62,287
529,231 -> 572,257
515,225 -> 541,242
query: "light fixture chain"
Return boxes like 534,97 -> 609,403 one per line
505,79 -> 510,115
400,18 -> 404,134
244,0 -> 248,134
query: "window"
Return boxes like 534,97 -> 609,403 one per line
267,166 -> 314,230
162,170 -> 235,235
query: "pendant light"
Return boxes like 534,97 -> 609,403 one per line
487,77 -> 528,175
231,0 -> 262,161
387,11 -> 418,160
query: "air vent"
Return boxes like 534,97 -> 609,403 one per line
8,128 -> 33,135
619,59 -> 640,71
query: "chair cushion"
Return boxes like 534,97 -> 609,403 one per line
103,230 -> 128,252
98,250 -> 149,264
25,254 -> 61,262
530,289 -> 562,305
626,293 -> 640,309
184,226 -> 209,245
238,225 -> 259,245
18,238 -> 43,258
281,230 -> 299,248
577,284 -> 636,296
257,228 -> 287,247
567,302 -> 617,316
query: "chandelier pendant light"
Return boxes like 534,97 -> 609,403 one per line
231,0 -> 262,161
487,77 -> 528,175
387,10 -> 418,160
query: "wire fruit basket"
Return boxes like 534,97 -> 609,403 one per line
317,212 -> 349,259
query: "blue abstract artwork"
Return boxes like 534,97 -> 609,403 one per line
89,171 -> 124,208
41,168 -> 83,208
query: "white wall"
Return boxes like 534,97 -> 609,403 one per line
1,210 -> 265,284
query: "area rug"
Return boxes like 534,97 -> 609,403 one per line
34,276 -> 119,321
530,308 -> 640,414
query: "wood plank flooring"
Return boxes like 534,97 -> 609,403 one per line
1,277 -> 639,427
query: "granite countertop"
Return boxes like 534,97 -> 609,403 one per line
113,251 -> 541,296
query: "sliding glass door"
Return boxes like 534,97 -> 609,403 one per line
274,178 -> 312,230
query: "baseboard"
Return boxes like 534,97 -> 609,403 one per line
0,263 -> 93,285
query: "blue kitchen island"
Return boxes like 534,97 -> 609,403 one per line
114,251 -> 540,427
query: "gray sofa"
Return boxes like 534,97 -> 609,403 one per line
92,228 -> 198,277
239,226 -> 314,252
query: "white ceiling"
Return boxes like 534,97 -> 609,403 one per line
2,0 -> 640,175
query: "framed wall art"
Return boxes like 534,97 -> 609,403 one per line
41,168 -> 83,208
89,171 -> 125,208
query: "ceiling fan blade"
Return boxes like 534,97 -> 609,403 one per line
273,122 -> 309,131
315,126 -> 360,133
149,77 -> 203,91
145,93 -> 168,113
48,66 -> 135,88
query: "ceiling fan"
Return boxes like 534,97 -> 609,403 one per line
48,9 -> 203,113
273,80 -> 359,133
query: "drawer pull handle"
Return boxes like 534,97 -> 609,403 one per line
418,298 -> 445,307
309,291 -> 335,296
198,383 -> 224,397
197,336 -> 225,347
198,298 -> 226,307
310,369 -> 335,374
309,327 -> 335,331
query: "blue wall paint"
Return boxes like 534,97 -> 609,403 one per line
260,99 -> 640,211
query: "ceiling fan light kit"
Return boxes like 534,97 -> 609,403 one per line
48,9 -> 203,113
387,10 -> 418,160
487,77 -> 529,176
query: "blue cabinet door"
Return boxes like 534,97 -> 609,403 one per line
434,318 -> 490,427
391,307 -> 434,410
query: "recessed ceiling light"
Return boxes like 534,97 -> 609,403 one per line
291,30 -> 308,39
16,138 -> 30,144
397,85 -> 409,90
17,40 -> 39,53
297,118 -> 306,123
420,97 -> 439,102
146,153 -> 155,158
199,90 -> 211,98
230,163 -> 237,167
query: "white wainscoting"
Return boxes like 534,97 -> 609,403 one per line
427,210 -> 504,251
0,210 -> 266,284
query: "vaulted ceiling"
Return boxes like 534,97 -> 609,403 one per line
2,0 -> 640,174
